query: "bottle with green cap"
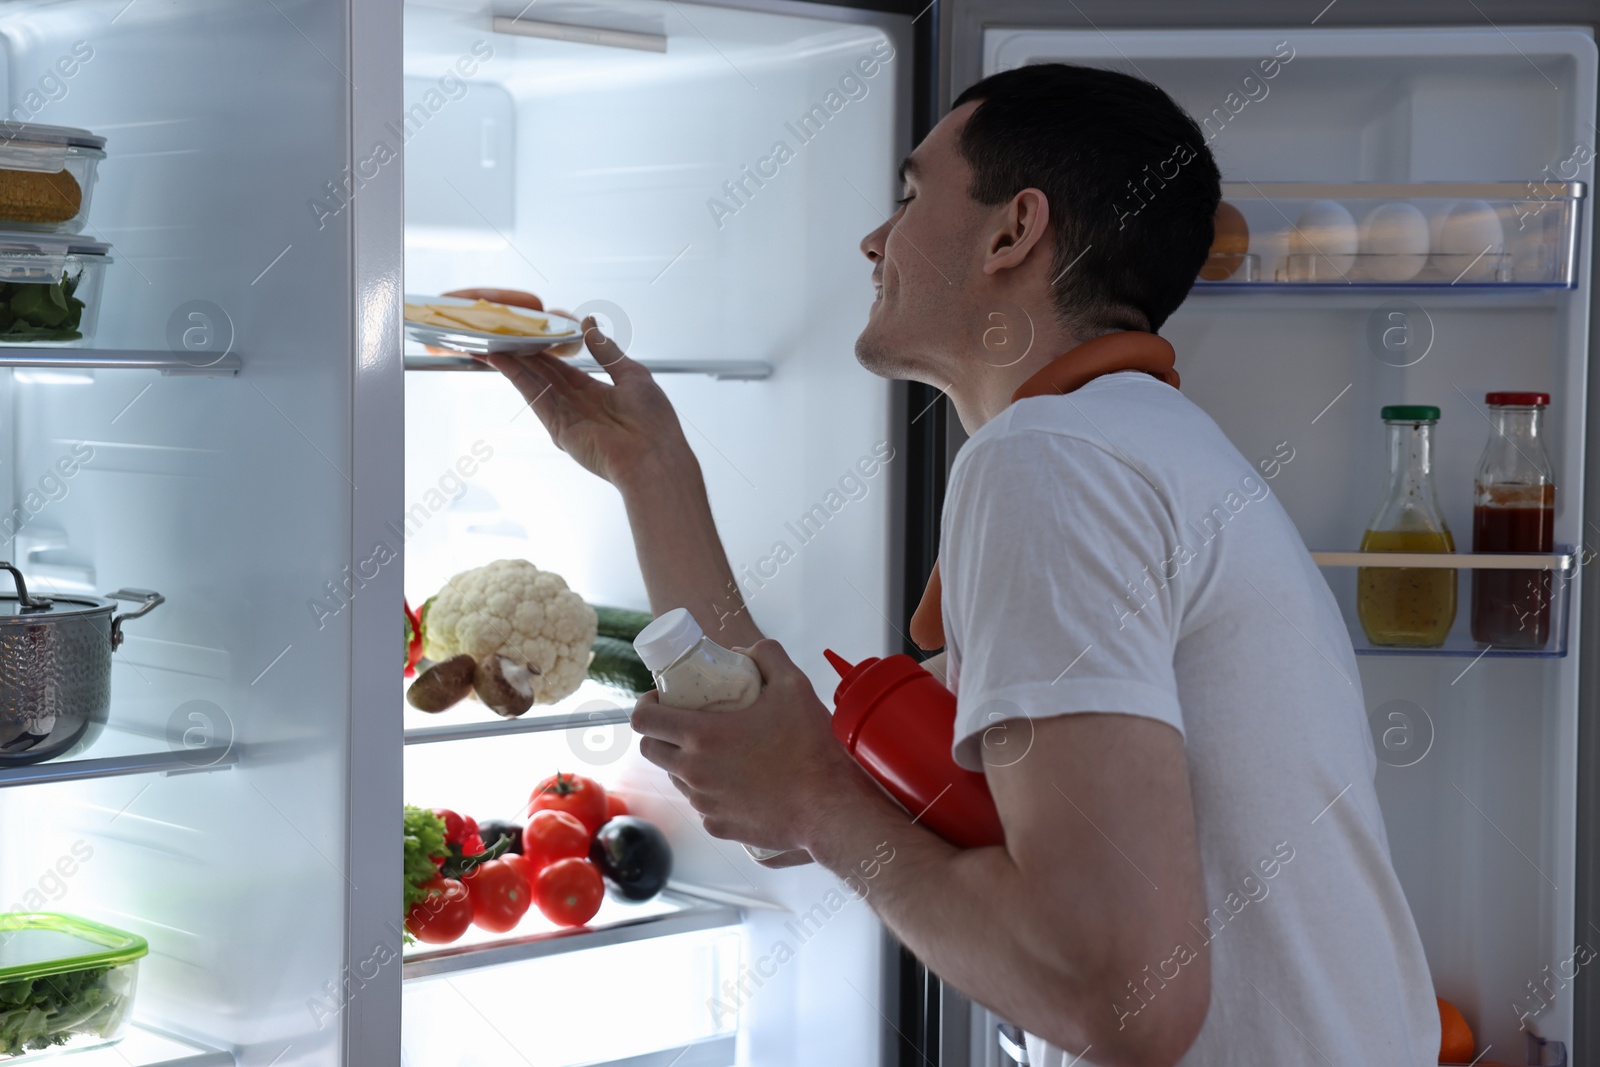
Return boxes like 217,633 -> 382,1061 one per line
1358,405 -> 1457,647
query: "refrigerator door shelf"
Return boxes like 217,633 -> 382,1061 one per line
1194,181 -> 1585,290
1442,1032 -> 1568,1066
403,350 -> 771,380
401,889 -> 740,980
1311,548 -> 1574,658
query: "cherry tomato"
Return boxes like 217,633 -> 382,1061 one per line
605,793 -> 630,820
527,773 -> 608,836
534,857 -> 604,927
463,856 -> 532,933
405,875 -> 472,944
522,809 -> 590,873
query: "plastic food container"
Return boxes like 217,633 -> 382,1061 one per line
0,123 -> 105,233
0,913 -> 147,1060
0,232 -> 110,346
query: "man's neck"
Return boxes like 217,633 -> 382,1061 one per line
946,327 -> 1084,433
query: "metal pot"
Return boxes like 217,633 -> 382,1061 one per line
0,562 -> 163,766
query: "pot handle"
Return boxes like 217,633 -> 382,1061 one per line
108,588 -> 164,650
0,560 -> 52,610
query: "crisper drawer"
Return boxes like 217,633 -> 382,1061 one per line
403,917 -> 740,1066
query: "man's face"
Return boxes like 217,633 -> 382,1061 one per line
855,103 -> 987,383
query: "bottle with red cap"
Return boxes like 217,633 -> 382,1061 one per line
1471,391 -> 1556,648
824,649 -> 1004,849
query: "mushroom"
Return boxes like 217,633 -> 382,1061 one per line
475,655 -> 540,718
406,654 -> 477,713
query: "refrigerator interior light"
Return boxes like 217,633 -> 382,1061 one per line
491,15 -> 668,54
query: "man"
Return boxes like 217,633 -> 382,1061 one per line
478,63 -> 1437,1067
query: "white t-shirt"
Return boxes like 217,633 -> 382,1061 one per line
941,371 -> 1438,1067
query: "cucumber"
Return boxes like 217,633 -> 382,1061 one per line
589,635 -> 655,695
592,605 -> 654,642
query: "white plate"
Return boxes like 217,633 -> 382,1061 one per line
404,293 -> 582,356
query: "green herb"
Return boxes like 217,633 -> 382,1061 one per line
0,965 -> 128,1054
0,270 -> 85,342
403,804 -> 449,916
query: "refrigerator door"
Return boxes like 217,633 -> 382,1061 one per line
0,0 -> 404,1065
398,2 -> 916,1064
935,4 -> 1597,1065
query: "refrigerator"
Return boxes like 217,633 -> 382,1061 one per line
0,1 -> 1597,1066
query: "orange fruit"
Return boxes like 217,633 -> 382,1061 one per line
1438,996 -> 1475,1063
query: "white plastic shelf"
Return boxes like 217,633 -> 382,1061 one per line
0,348 -> 239,376
401,889 -> 740,980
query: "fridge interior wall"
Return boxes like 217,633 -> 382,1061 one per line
0,3 -> 363,1064
401,3 -> 908,1064
983,26 -> 1595,1057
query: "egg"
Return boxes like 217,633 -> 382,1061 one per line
1288,200 -> 1358,280
1358,203 -> 1429,282
1432,199 -> 1505,282
1200,200 -> 1250,280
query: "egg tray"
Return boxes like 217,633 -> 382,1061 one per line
1193,181 -> 1584,289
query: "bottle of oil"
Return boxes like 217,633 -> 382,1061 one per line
1358,406 -> 1457,647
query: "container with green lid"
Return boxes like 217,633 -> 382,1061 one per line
0,913 -> 147,1059
1359,402 -> 1457,647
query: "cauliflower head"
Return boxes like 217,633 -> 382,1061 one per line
423,559 -> 597,705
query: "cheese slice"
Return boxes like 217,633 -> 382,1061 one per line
405,299 -> 565,337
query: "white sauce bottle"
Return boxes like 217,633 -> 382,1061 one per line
633,607 -> 779,861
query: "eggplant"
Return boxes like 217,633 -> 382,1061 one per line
476,818 -> 523,855
590,816 -> 673,901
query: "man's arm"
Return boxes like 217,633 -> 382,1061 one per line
632,641 -> 1211,1067
466,287 -> 763,647
802,711 -> 1209,1067
614,452 -> 763,648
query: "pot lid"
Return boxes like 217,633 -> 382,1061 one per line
0,561 -> 110,619
0,592 -> 111,618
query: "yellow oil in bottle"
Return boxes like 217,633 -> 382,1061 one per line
1357,528 -> 1457,647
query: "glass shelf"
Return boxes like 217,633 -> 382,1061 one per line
0,348 -> 239,376
402,676 -> 635,745
404,703 -> 630,745
403,351 -> 771,380
1195,180 -> 1584,290
0,723 -> 237,788
1311,548 -> 1573,658
52,1022 -> 234,1067
401,889 -> 740,980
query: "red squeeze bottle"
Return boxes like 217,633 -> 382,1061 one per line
824,649 -> 1005,849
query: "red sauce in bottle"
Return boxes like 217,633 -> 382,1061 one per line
1470,487 -> 1555,647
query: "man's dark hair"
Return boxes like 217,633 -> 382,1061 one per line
951,63 -> 1220,335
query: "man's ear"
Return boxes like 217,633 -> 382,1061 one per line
982,188 -> 1051,277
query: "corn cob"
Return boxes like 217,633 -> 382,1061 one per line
0,168 -> 82,224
